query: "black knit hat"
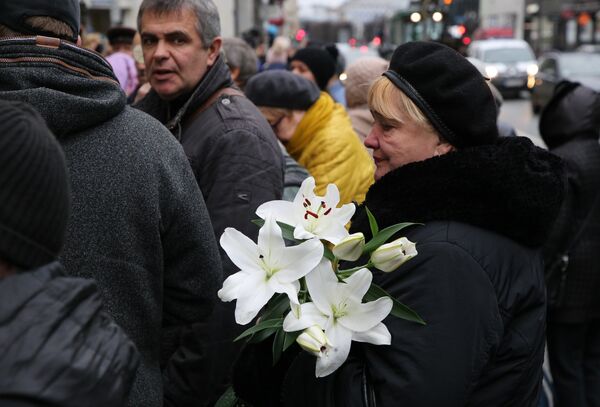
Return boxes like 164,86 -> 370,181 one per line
291,47 -> 336,90
0,0 -> 80,42
0,100 -> 70,270
245,70 -> 321,111
384,41 -> 498,148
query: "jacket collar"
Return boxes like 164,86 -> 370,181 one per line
351,137 -> 565,248
287,92 -> 334,156
135,55 -> 233,132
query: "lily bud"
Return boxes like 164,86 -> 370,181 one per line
370,237 -> 417,272
296,325 -> 332,357
332,232 -> 365,261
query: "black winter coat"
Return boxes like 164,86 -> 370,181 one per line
235,137 -> 565,407
0,263 -> 139,406
540,82 -> 600,323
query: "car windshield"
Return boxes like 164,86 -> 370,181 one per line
560,54 -> 600,76
483,48 -> 535,63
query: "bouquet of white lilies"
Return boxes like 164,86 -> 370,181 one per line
218,177 -> 424,378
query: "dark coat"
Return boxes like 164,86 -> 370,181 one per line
0,38 -> 222,407
137,56 -> 284,404
0,263 -> 139,407
540,82 -> 600,323
237,137 -> 564,407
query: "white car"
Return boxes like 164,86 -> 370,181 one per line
467,39 -> 538,97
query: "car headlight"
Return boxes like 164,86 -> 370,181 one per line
527,64 -> 538,76
485,65 -> 498,79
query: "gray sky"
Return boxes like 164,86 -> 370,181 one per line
298,0 -> 345,14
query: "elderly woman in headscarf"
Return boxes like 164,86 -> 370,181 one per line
233,41 -> 565,407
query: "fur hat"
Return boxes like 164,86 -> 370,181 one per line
385,41 -> 498,148
245,70 -> 321,111
0,100 -> 70,269
290,47 -> 336,90
345,56 -> 388,108
0,0 -> 80,42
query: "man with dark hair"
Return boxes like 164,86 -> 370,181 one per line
0,99 -> 139,407
0,1 -> 222,406
135,0 -> 284,403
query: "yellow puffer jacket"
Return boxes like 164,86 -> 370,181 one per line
286,92 -> 374,204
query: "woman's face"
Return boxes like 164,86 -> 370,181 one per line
261,109 -> 303,143
364,111 -> 450,181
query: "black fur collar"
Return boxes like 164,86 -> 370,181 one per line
351,137 -> 565,248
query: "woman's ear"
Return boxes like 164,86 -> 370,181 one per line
434,141 -> 455,157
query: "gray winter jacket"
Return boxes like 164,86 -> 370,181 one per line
0,36 -> 222,407
136,55 -> 284,404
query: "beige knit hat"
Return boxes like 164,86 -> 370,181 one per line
344,56 -> 389,108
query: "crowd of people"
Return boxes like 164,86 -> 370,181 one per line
0,0 -> 598,406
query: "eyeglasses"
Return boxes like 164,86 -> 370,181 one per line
269,115 -> 285,132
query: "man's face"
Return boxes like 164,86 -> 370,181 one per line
140,8 -> 221,101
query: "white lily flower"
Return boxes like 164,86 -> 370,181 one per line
332,232 -> 365,261
296,325 -> 333,357
283,260 -> 393,377
370,237 -> 418,272
256,177 -> 355,245
218,215 -> 323,325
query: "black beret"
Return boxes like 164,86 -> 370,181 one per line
107,26 -> 137,45
245,70 -> 321,111
291,47 -> 336,90
384,41 -> 498,148
0,0 -> 80,42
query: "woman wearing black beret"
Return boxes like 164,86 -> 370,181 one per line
234,41 -> 565,406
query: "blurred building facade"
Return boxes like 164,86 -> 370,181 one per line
80,0 -> 299,40
524,0 -> 600,52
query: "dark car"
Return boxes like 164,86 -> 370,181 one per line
531,51 -> 600,113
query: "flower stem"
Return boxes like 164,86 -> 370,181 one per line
337,262 -> 372,279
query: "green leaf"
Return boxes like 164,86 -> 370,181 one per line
363,222 -> 419,253
283,330 -> 302,351
247,325 -> 280,343
365,206 -> 379,236
323,245 -> 335,261
260,293 -> 291,321
214,386 -> 238,407
364,283 -> 426,325
272,328 -> 285,365
252,218 -> 299,242
234,318 -> 283,342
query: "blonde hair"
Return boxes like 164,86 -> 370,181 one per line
368,76 -> 437,135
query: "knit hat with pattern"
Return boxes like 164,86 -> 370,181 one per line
0,100 -> 70,269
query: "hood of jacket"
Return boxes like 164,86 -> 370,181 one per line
134,55 -> 232,133
352,136 -> 565,248
540,81 -> 600,149
0,37 -> 125,138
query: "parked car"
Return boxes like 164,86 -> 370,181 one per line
467,39 -> 538,97
531,51 -> 600,113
